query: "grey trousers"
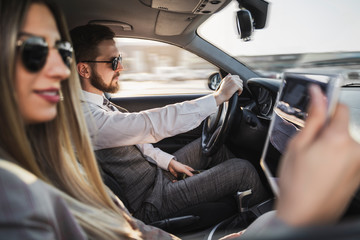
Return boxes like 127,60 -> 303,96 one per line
135,139 -> 269,222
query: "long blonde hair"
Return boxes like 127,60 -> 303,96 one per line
0,0 -> 142,239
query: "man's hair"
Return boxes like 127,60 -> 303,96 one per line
70,24 -> 115,63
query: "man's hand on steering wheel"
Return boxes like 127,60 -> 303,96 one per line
213,74 -> 243,106
202,73 -> 243,156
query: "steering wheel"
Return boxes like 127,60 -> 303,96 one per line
201,93 -> 238,156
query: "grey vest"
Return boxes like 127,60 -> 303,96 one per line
95,145 -> 164,213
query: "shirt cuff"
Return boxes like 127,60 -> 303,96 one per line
156,152 -> 174,170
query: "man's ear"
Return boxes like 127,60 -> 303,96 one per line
77,63 -> 91,79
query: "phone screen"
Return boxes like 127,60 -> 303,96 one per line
339,87 -> 360,144
260,72 -> 342,197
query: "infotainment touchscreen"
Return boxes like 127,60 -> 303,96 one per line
260,72 -> 343,197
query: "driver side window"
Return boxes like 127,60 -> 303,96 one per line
114,38 -> 216,97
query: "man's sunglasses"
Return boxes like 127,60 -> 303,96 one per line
16,33 -> 73,72
81,54 -> 122,71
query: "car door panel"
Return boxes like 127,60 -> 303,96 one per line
110,94 -> 206,153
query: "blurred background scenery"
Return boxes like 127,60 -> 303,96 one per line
114,0 -> 360,97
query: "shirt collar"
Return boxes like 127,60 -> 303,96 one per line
81,90 -> 106,107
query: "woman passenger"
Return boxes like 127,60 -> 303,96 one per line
0,0 -> 177,239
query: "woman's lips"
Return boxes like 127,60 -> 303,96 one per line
35,89 -> 60,103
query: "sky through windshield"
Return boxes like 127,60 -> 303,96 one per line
198,0 -> 360,56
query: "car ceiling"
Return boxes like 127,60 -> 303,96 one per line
59,0 -> 259,82
58,0 -> 232,47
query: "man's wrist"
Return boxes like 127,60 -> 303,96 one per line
167,158 -> 176,171
213,92 -> 225,106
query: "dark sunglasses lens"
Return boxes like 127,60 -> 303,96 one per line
112,55 -> 123,70
22,37 -> 48,72
112,57 -> 118,71
57,41 -> 73,68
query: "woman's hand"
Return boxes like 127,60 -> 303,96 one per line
219,230 -> 246,240
277,85 -> 360,226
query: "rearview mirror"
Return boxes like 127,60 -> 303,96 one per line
236,0 -> 269,41
236,9 -> 254,41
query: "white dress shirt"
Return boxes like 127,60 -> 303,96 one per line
81,90 -> 218,170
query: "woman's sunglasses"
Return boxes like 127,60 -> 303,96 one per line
16,33 -> 73,72
81,54 -> 122,71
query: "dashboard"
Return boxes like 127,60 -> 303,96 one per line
239,78 -> 360,210
230,77 -> 360,168
247,78 -> 281,119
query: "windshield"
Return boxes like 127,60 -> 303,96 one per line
198,0 -> 360,83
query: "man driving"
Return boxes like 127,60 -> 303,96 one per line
70,24 -> 270,223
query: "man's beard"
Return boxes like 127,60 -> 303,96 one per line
90,69 -> 120,93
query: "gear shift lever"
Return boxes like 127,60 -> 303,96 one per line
236,189 -> 252,212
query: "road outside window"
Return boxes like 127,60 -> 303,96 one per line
113,38 -> 216,97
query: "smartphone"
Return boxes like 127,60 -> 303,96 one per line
260,72 -> 343,197
177,170 -> 202,180
339,86 -> 360,144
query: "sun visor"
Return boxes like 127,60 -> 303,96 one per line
155,11 -> 195,36
149,0 -> 228,14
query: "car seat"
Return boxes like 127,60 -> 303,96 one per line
101,169 -> 238,234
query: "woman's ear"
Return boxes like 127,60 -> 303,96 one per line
77,63 -> 90,79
